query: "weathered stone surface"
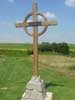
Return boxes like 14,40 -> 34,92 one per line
21,76 -> 47,100
26,76 -> 46,92
24,90 -> 31,99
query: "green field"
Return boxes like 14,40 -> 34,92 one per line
0,44 -> 75,100
0,43 -> 32,49
0,43 -> 74,50
69,44 -> 75,51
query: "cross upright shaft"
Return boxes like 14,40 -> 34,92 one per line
33,2 -> 38,76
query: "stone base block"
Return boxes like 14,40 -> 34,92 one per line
21,76 -> 53,100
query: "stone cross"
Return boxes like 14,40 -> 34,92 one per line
16,2 -> 57,77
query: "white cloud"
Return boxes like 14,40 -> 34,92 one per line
44,12 -> 56,19
27,19 -> 32,22
8,0 -> 15,3
38,12 -> 56,20
65,0 -> 75,7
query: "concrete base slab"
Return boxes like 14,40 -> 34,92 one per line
45,92 -> 53,100
21,92 -> 53,100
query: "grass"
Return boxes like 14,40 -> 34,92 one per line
0,55 -> 75,100
0,43 -> 75,100
39,55 -> 75,100
68,65 -> 75,71
0,56 -> 33,100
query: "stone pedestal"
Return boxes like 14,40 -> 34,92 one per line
21,76 -> 52,100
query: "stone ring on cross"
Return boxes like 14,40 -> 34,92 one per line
24,12 -> 48,36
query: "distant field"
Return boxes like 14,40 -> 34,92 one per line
0,43 -> 75,100
0,43 -> 75,50
0,44 -> 33,56
0,43 -> 32,49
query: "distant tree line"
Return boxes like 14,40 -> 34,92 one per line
38,42 -> 69,55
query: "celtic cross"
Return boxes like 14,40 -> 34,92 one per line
16,2 -> 57,77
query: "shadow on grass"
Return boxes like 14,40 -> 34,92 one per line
45,82 -> 64,89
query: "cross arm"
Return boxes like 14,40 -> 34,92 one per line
16,22 -> 28,28
16,20 -> 57,28
41,21 -> 57,26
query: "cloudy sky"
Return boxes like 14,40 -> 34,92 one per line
0,0 -> 75,43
